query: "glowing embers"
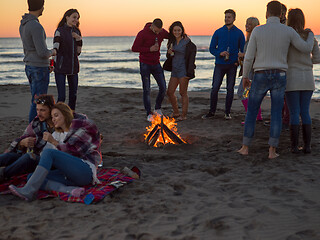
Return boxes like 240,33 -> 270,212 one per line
144,114 -> 186,147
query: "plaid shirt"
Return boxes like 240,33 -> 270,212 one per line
57,118 -> 102,167
7,117 -> 53,155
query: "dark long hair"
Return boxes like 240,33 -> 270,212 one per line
57,9 -> 81,31
167,21 -> 187,48
287,8 -> 307,40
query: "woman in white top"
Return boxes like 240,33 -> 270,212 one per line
285,8 -> 320,154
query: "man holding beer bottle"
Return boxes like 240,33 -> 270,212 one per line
202,9 -> 245,120
132,18 -> 169,122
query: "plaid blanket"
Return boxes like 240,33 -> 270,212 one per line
0,168 -> 135,204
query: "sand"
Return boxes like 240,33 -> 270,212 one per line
0,84 -> 320,240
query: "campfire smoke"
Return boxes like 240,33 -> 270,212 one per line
144,114 -> 186,147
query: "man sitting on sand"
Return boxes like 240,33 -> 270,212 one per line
0,94 -> 55,183
132,18 -> 169,122
237,0 -> 314,159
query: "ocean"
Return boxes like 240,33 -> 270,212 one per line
0,36 -> 320,98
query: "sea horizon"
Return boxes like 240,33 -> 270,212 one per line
1,36 -> 320,99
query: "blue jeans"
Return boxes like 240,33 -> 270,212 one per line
210,64 -> 238,114
25,65 -> 50,122
139,62 -> 166,115
243,70 -> 286,147
55,73 -> 79,110
0,152 -> 39,179
38,149 -> 92,187
285,91 -> 313,125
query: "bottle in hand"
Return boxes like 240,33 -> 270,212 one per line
243,87 -> 250,99
170,43 -> 174,57
224,47 -> 230,61
50,58 -> 54,67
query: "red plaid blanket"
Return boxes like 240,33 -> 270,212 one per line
0,168 -> 135,204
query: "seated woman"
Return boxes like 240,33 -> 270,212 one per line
9,103 -> 102,201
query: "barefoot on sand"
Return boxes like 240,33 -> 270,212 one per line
268,146 -> 279,159
237,145 -> 249,155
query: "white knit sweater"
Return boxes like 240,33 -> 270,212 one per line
286,38 -> 320,91
243,17 -> 314,78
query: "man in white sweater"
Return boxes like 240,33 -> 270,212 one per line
238,0 -> 314,159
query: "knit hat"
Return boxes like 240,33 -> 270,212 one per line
28,0 -> 44,11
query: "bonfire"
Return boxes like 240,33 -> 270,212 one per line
144,114 -> 186,147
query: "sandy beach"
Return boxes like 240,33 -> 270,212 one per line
0,84 -> 320,240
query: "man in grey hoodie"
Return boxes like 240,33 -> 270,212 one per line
20,0 -> 56,122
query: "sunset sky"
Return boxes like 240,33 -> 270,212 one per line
0,0 -> 319,38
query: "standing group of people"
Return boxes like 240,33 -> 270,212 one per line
132,1 -> 320,159
20,0 -> 82,123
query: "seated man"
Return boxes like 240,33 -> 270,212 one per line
0,94 -> 55,183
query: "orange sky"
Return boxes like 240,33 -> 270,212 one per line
0,0 -> 319,37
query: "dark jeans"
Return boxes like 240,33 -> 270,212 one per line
285,90 -> 313,125
25,65 -> 50,122
55,72 -> 79,110
210,64 -> 238,114
0,152 -> 39,179
139,62 -> 166,115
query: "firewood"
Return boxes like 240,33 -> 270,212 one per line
148,128 -> 160,146
145,124 -> 160,143
160,116 -> 166,145
162,124 -> 184,144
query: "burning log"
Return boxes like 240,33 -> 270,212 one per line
162,123 -> 184,145
148,128 -> 161,146
145,124 -> 160,144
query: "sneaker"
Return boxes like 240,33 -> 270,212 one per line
147,114 -> 154,122
154,109 -> 163,116
202,112 -> 215,119
224,114 -> 232,120
264,121 -> 270,126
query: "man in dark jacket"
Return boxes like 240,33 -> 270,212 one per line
132,18 -> 169,122
19,0 -> 56,122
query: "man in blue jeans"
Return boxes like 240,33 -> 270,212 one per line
132,18 -> 169,122
0,94 -> 55,184
237,1 -> 314,159
202,9 -> 245,120
20,0 -> 56,122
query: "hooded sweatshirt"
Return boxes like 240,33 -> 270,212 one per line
19,13 -> 52,67
131,23 -> 169,65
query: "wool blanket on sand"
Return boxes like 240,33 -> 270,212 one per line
0,168 -> 135,204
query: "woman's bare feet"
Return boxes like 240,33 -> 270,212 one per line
268,146 -> 279,159
176,116 -> 187,121
237,145 -> 249,155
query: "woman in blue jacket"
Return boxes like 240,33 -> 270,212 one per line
53,9 -> 82,111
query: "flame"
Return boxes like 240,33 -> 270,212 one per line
144,114 -> 186,147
